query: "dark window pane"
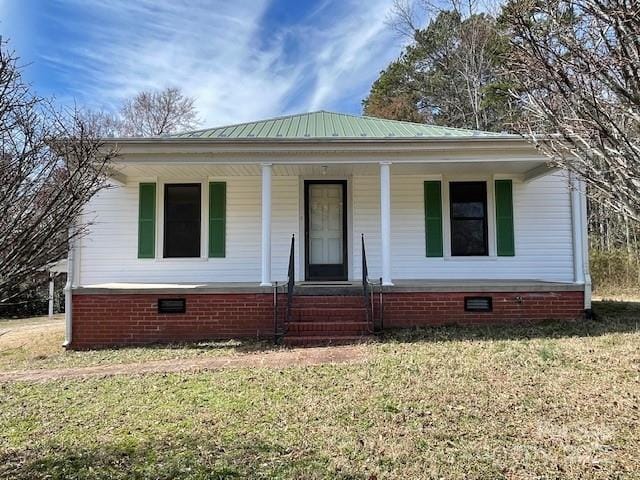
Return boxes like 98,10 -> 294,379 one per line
450,182 -> 488,256
452,201 -> 484,217
164,184 -> 201,258
451,219 -> 486,255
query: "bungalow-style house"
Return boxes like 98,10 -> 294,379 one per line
65,111 -> 591,349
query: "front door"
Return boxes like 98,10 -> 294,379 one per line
305,181 -> 347,281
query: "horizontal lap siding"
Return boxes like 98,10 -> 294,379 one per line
79,171 -> 573,285
79,176 -> 299,285
354,173 -> 574,282
352,175 -> 382,279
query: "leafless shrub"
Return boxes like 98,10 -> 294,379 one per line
0,40 -> 118,303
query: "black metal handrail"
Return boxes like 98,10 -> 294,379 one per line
286,234 -> 295,325
362,234 -> 370,325
274,234 -> 295,344
361,234 -> 383,332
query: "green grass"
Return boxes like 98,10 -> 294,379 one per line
0,301 -> 639,479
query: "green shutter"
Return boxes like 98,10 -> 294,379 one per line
495,179 -> 515,256
424,181 -> 443,257
137,183 -> 156,258
208,182 -> 226,257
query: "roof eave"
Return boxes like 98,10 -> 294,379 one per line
103,135 -> 523,145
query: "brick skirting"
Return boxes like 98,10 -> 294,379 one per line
70,290 -> 585,349
71,293 -> 276,349
381,291 -> 585,328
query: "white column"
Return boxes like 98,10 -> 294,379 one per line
260,163 -> 272,286
48,273 -> 55,318
380,161 -> 393,286
63,226 -> 75,348
569,173 -> 585,284
578,177 -> 592,309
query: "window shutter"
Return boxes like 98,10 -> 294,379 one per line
138,183 -> 156,258
495,179 -> 515,256
424,181 -> 443,257
208,182 -> 226,257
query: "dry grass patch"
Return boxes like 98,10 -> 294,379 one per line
0,315 -> 275,372
0,300 -> 638,479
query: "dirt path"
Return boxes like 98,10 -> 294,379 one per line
0,345 -> 368,383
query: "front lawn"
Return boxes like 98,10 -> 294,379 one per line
0,301 -> 639,479
0,315 -> 274,372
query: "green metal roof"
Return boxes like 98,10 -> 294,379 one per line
170,111 -> 506,140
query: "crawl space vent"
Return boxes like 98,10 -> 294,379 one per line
464,296 -> 492,312
158,298 -> 186,314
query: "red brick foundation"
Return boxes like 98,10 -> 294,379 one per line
381,291 -> 585,328
70,290 -> 585,349
71,293 -> 276,349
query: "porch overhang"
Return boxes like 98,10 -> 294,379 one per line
105,136 -> 553,185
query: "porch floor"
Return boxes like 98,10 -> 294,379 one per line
74,279 -> 584,295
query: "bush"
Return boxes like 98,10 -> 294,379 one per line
0,273 -> 66,318
590,249 -> 640,297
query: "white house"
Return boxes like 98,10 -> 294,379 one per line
65,111 -> 591,348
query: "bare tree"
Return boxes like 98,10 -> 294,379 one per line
119,87 -> 200,136
0,40 -> 118,303
502,0 -> 640,221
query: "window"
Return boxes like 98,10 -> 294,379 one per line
163,184 -> 201,258
449,181 -> 488,256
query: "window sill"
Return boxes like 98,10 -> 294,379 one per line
153,257 -> 209,263
444,256 -> 499,261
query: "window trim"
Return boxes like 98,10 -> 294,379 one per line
156,179 -> 208,261
449,181 -> 489,256
163,183 -> 203,259
441,175 -> 499,259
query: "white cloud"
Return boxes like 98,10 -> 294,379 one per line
18,0 -> 399,127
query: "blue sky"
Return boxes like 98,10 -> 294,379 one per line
1,0 -> 402,127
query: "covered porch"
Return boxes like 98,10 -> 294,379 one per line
101,141 -> 570,289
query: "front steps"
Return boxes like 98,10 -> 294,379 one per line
283,293 -> 374,347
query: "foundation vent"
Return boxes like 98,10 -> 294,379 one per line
464,296 -> 492,312
158,298 -> 186,314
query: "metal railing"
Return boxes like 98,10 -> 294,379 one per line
286,234 -> 295,326
274,234 -> 295,344
361,234 -> 383,332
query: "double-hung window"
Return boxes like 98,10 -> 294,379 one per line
449,181 -> 488,256
163,183 -> 201,258
137,181 -> 227,259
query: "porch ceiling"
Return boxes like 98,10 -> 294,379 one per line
114,160 -> 552,181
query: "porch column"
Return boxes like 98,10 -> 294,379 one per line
48,272 -> 55,318
260,163 -> 272,286
380,161 -> 393,286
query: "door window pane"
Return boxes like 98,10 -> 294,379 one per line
309,184 -> 343,264
164,184 -> 201,258
449,182 -> 488,256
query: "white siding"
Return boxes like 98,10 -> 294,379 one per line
78,171 -> 574,286
78,176 -> 299,285
352,172 -> 574,282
